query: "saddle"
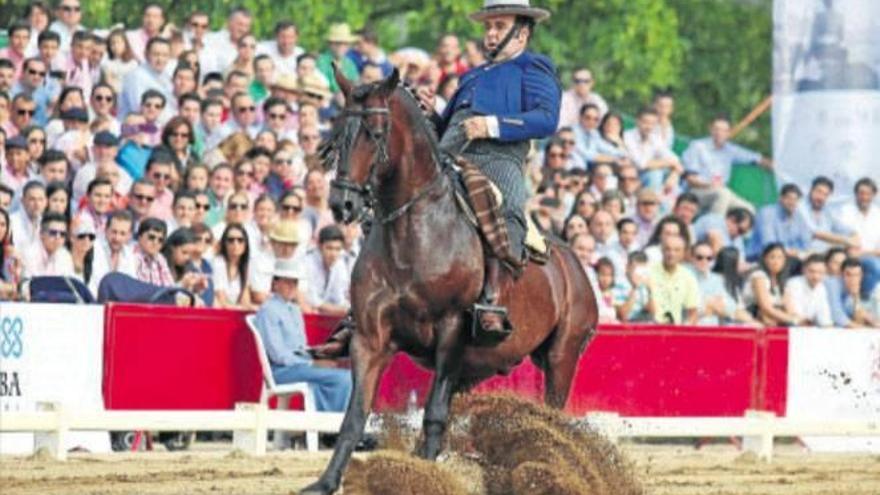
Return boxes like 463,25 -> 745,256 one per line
448,156 -> 549,269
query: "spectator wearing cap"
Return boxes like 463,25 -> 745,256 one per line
51,106 -> 91,169
559,67 -> 608,129
2,136 -> 37,201
10,181 -> 46,250
72,131 -> 126,206
119,37 -> 173,121
836,178 -> 880,296
317,23 -> 360,94
253,257 -> 352,412
257,21 -> 305,78
633,188 -> 661,247
682,114 -> 771,215
89,209 -> 137,295
21,212 -> 74,279
755,183 -> 813,259
133,217 -> 174,286
250,219 -> 300,304
300,225 -> 350,316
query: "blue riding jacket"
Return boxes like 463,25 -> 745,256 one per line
438,50 -> 561,142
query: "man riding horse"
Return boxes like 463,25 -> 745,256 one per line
418,0 -> 561,336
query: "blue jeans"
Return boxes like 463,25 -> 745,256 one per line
271,363 -> 352,412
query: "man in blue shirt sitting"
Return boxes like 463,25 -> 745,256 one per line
755,183 -> 813,259
253,258 -> 351,412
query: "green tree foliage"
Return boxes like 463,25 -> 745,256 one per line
1,0 -> 772,151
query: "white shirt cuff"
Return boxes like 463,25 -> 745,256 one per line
486,116 -> 500,139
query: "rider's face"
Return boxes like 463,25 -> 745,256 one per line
482,15 -> 527,59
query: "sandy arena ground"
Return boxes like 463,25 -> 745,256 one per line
2,442 -> 879,495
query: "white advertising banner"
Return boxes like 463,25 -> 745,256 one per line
0,303 -> 110,455
773,0 -> 880,204
786,327 -> 880,453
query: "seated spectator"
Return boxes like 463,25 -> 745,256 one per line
10,180 -> 46,250
72,131 -> 125,206
0,207 -> 21,299
616,218 -> 639,254
167,190 -> 197,233
116,113 -> 155,180
829,258 -> 879,328
694,207 -> 753,256
2,136 -> 36,205
836,178 -> 880,296
245,194 -> 278,279
253,257 -> 351,412
681,114 -> 770,214
189,222 -> 215,296
622,107 -> 682,194
613,251 -> 653,322
184,163 -> 210,192
633,188 -> 661,247
647,234 -> 698,324
689,241 -> 736,325
36,149 -> 70,187
265,148 -> 305,200
133,217 -> 174,286
124,178 -> 156,230
21,212 -> 74,278
69,216 -> 96,286
783,253 -> 832,327
250,219 -> 300,304
594,257 -> 619,323
73,178 -> 113,239
300,225 -> 350,316
569,232 -> 597,278
212,191 -> 251,240
162,227 -> 211,303
743,243 -> 801,326
600,190 -> 626,223
755,183 -> 812,259
144,150 -> 176,221
89,210 -> 137,296
589,210 -> 626,279
562,213 -> 588,243
799,176 -> 856,253
712,246 -> 761,326
213,223 -> 254,309
302,168 -> 334,242
206,164 -> 235,225
643,215 -> 691,265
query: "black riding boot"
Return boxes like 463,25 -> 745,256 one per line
474,257 -> 513,340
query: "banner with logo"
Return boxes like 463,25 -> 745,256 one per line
0,303 -> 109,454
786,327 -> 880,452
773,0 -> 880,204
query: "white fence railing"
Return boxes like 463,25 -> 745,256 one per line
2,404 -> 878,462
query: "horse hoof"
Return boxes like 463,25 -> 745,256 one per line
299,480 -> 337,495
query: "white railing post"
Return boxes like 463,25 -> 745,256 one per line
743,410 -> 775,461
231,402 -> 267,456
586,412 -> 621,444
33,402 -> 67,461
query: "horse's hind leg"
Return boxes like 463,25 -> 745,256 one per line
542,323 -> 591,409
418,315 -> 465,460
300,332 -> 391,495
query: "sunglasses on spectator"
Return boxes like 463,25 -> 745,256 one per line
17,108 -> 35,116
225,236 -> 246,244
274,158 -> 293,165
93,94 -> 114,102
151,172 -> 171,181
281,204 -> 302,213
145,233 -> 164,243
44,228 -> 67,238
195,202 -> 210,211
27,69 -> 47,77
268,112 -> 287,120
61,5 -> 81,12
76,233 -> 96,241
133,193 -> 155,202
228,202 -> 248,211
237,105 -> 256,113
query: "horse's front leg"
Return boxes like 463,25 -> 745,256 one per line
300,330 -> 391,495
418,315 -> 465,460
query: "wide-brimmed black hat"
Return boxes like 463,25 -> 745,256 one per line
469,0 -> 551,23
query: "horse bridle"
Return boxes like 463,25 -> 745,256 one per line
333,92 -> 445,225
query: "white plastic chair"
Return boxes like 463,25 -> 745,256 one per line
245,314 -> 318,452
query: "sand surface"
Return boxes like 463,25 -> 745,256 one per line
2,442 -> 878,495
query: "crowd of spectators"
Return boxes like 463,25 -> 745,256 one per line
0,1 -> 878,329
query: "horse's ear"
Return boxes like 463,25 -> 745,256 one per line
380,68 -> 400,96
333,62 -> 353,99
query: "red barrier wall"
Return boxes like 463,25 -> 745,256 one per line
102,304 -> 788,416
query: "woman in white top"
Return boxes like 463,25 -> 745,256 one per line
742,243 -> 800,326
213,223 -> 254,309
101,29 -> 139,95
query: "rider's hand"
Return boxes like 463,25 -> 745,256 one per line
416,87 -> 436,113
461,116 -> 490,140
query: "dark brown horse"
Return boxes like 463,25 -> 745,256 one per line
300,69 -> 597,495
